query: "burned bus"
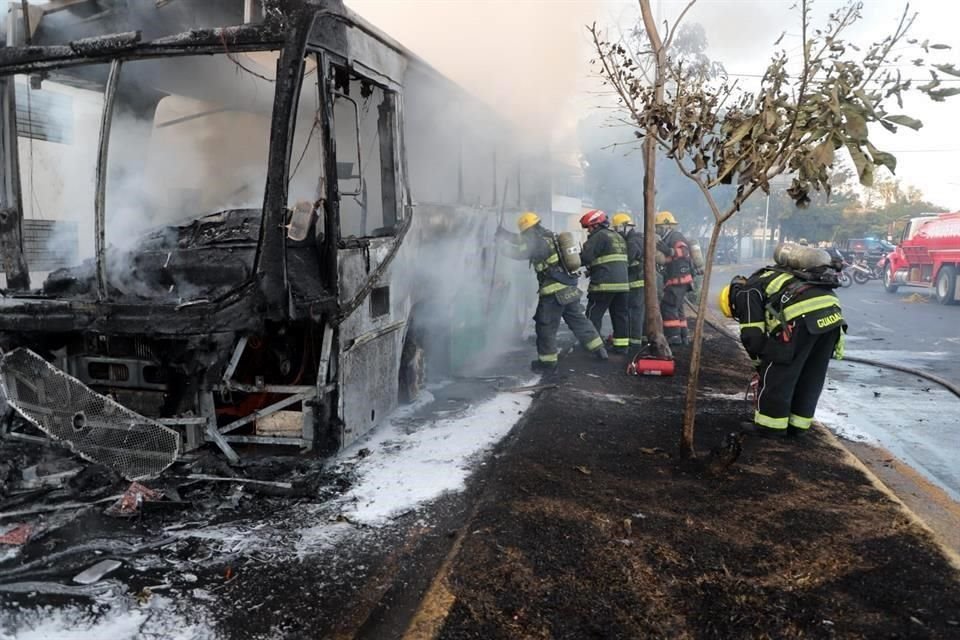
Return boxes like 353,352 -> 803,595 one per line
0,0 -> 548,476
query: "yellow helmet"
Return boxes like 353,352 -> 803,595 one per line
517,212 -> 540,232
655,211 -> 677,225
612,212 -> 633,227
718,284 -> 733,318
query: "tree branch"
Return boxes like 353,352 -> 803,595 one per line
664,0 -> 698,52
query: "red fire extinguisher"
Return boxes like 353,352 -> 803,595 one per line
627,352 -> 676,377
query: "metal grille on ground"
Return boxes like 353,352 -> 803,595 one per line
0,348 -> 180,480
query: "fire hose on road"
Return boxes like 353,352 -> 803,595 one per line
687,300 -> 960,401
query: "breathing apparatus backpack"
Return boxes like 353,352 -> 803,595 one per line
553,232 -> 582,276
763,266 -> 842,345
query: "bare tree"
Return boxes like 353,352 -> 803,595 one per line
591,0 -> 951,457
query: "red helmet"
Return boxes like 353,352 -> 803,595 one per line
580,209 -> 607,229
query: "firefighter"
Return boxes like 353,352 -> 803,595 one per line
719,261 -> 846,436
579,209 -> 630,354
496,212 -> 608,371
612,212 -> 645,351
655,211 -> 694,345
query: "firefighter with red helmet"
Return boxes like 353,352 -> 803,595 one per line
579,209 -> 630,354
719,244 -> 846,436
497,212 -> 608,372
655,211 -> 694,345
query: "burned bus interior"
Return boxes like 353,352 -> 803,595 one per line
0,0 -> 547,479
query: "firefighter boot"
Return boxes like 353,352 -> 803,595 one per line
594,347 -> 609,361
531,359 -> 559,373
739,421 -> 787,439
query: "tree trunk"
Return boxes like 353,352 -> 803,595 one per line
639,0 -> 671,358
680,221 -> 723,458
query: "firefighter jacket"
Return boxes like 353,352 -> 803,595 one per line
657,229 -> 694,287
623,228 -> 645,289
580,226 -> 629,293
733,268 -> 844,364
498,226 -> 579,298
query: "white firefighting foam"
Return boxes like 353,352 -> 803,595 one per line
0,379 -> 538,639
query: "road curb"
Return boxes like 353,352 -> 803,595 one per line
817,423 -> 960,572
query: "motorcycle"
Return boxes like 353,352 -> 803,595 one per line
838,262 -> 853,287
851,254 -> 885,284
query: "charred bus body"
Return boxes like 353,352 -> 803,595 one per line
0,0 -> 546,469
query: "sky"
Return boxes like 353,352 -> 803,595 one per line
345,0 -> 960,209
9,0 -> 959,208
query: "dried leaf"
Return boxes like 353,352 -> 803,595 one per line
883,114 -> 923,130
811,140 -> 835,167
724,120 -> 752,147
927,87 -> 960,101
866,142 -> 897,174
932,63 -> 960,78
842,106 -> 868,141
574,465 -> 592,475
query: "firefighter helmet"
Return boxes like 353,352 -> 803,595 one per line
517,212 -> 540,232
719,284 -> 733,318
612,212 -> 633,227
580,209 -> 608,229
655,211 -> 677,225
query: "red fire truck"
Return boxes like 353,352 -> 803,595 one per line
884,212 -> 960,305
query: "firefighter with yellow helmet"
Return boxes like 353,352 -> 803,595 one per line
496,212 -> 608,371
719,243 -> 847,437
655,211 -> 694,345
612,212 -> 645,351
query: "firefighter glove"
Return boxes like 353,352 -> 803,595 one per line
833,332 -> 845,360
494,226 -> 512,241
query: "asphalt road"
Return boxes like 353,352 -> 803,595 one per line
833,278 -> 960,382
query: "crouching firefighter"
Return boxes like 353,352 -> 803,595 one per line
612,212 -> 645,352
655,211 -> 694,345
719,243 -> 847,436
579,210 -> 630,354
497,212 -> 608,371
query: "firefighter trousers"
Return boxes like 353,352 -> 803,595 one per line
755,325 -> 841,433
628,286 -> 646,348
534,293 -> 604,363
661,284 -> 689,343
586,291 -> 629,350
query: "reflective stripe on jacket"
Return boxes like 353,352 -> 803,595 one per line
623,228 -> 645,289
580,226 -> 629,293
498,226 -> 579,297
733,268 -> 842,358
658,229 -> 694,287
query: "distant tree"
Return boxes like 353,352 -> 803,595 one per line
591,0 -> 954,458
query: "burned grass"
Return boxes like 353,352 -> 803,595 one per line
438,327 -> 960,639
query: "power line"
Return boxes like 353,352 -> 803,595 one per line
724,71 -> 960,82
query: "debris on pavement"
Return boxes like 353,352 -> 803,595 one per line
105,482 -> 163,517
72,559 -> 123,585
0,523 -> 32,545
0,580 -> 122,598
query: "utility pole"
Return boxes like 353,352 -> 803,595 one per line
762,193 -> 770,259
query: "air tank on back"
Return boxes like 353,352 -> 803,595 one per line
556,231 -> 582,275
773,242 -> 832,271
689,241 -> 705,270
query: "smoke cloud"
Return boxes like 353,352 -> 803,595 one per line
345,0 -> 603,138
